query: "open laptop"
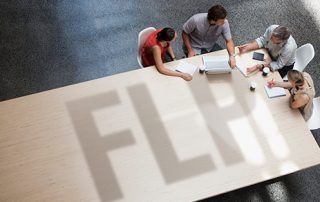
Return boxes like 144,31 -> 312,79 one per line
203,56 -> 231,74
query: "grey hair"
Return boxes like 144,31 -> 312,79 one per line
272,26 -> 291,41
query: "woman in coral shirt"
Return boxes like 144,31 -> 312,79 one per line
140,27 -> 192,81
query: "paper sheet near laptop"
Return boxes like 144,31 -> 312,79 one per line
202,56 -> 231,74
235,54 -> 262,77
235,56 -> 249,77
175,61 -> 198,75
264,85 -> 286,98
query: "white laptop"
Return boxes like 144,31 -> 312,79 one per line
203,56 -> 231,74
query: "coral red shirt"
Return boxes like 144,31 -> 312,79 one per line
140,29 -> 170,67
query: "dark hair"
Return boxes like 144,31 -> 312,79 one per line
156,27 -> 175,41
288,69 -> 304,87
272,26 -> 290,41
207,5 -> 227,21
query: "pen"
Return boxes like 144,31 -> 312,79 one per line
271,78 -> 275,86
268,78 -> 274,88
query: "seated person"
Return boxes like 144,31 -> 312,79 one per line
239,25 -> 297,78
140,27 -> 192,81
268,69 -> 315,121
182,4 -> 236,68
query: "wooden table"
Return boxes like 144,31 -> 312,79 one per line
1,49 -> 320,202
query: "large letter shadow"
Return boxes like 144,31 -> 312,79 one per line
67,91 -> 135,202
128,84 -> 215,184
188,74 -> 246,165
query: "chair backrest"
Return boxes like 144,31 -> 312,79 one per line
293,43 -> 315,72
137,27 -> 156,68
307,96 -> 320,130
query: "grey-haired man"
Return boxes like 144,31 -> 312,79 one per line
239,25 -> 297,78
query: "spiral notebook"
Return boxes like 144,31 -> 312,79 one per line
264,85 -> 286,98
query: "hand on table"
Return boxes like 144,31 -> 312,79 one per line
246,65 -> 258,74
187,50 -> 196,58
181,73 -> 193,81
229,56 -> 236,69
267,79 -> 278,88
238,44 -> 249,54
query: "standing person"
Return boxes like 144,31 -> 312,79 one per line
239,25 -> 297,78
268,70 -> 315,121
140,27 -> 192,81
182,4 -> 236,68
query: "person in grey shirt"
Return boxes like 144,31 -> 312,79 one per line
182,5 -> 236,68
239,25 -> 297,78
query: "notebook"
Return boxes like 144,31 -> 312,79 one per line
233,53 -> 248,77
235,53 -> 263,77
235,61 -> 248,77
175,61 -> 198,75
202,56 -> 231,74
264,85 -> 286,98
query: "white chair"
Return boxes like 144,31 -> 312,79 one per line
283,43 -> 315,80
137,27 -> 156,68
308,97 -> 320,130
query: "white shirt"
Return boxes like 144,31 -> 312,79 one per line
256,25 -> 297,70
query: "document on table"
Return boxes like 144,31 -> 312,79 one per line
235,54 -> 261,77
175,61 -> 198,75
264,85 -> 286,98
202,56 -> 231,74
235,57 -> 249,77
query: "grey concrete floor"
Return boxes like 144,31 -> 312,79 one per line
1,0 -> 320,201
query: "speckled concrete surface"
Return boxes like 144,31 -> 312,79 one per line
1,0 -> 320,201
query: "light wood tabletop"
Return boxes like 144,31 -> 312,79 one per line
1,49 -> 320,202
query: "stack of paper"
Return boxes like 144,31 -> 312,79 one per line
202,56 -> 231,74
264,85 -> 286,98
175,61 -> 198,75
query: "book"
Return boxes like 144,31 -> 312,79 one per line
264,85 -> 286,98
202,56 -> 231,74
175,61 -> 198,75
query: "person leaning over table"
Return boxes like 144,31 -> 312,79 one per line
268,69 -> 315,121
238,25 -> 297,78
182,4 -> 236,68
140,27 -> 192,81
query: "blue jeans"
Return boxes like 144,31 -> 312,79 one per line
183,44 -> 223,56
